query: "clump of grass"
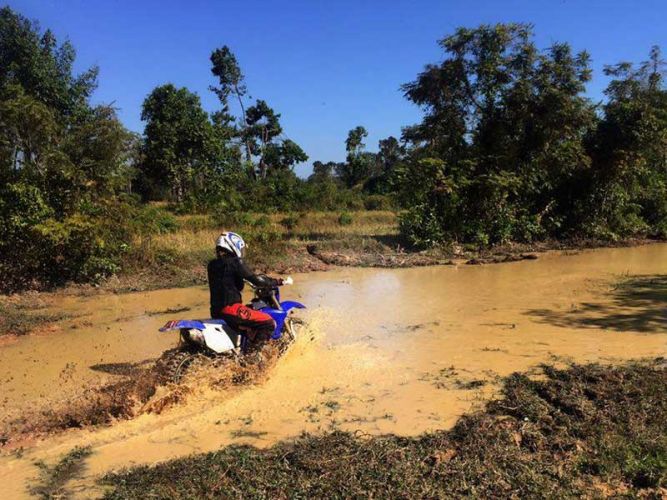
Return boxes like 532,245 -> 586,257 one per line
101,359 -> 667,498
146,306 -> 191,316
229,429 -> 268,439
279,213 -> 300,231
338,211 -> 353,226
323,400 -> 341,411
29,446 -> 92,499
454,378 -> 486,389
0,297 -> 72,336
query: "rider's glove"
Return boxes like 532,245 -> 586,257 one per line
282,276 -> 294,285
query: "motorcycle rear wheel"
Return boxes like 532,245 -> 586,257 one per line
163,351 -> 207,383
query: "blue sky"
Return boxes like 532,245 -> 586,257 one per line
7,0 -> 667,176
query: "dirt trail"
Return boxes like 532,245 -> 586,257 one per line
1,244 -> 666,498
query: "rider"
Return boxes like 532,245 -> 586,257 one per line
208,232 -> 284,346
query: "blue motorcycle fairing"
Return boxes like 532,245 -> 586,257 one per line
262,300 -> 306,339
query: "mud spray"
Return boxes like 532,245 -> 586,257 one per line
1,244 -> 666,498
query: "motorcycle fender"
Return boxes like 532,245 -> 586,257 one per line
261,308 -> 288,340
159,319 -> 206,332
280,300 -> 306,312
262,301 -> 305,339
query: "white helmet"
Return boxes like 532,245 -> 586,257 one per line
216,232 -> 246,258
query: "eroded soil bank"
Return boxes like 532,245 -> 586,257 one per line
0,244 -> 665,498
100,360 -> 667,498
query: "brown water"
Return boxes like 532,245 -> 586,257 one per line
1,244 -> 666,498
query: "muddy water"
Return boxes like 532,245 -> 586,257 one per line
1,244 -> 666,498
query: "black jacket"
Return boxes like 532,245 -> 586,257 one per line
207,255 -> 279,316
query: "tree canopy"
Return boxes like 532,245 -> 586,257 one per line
396,23 -> 666,246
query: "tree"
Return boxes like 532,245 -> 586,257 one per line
588,46 -> 667,237
309,160 -> 339,183
140,84 -> 215,202
377,136 -> 404,174
245,99 -> 283,178
209,45 -> 250,161
399,23 -> 596,245
0,6 -> 137,289
0,6 -> 98,119
209,46 -> 308,182
345,126 -> 367,155
264,139 -> 308,173
364,135 -> 406,194
0,6 -> 132,211
336,126 -> 377,187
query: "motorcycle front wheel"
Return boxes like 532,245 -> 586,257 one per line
285,317 -> 304,341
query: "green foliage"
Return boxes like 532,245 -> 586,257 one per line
132,206 -> 179,235
139,84 -> 217,202
209,46 -> 245,105
363,194 -> 393,210
0,7 -> 210,291
0,7 -> 97,118
584,46 -> 667,239
0,189 -> 138,289
336,126 -> 380,188
397,23 -> 667,246
0,7 -> 140,291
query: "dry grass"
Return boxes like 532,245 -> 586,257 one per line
154,210 -> 398,248
116,210 -> 400,291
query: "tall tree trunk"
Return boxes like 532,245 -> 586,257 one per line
234,85 -> 252,164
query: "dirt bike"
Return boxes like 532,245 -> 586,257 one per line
158,277 -> 305,382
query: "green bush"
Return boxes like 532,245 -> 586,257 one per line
0,184 -> 143,290
338,212 -> 353,226
399,204 -> 446,248
252,215 -> 271,228
363,194 -> 393,211
133,206 -> 179,235
214,211 -> 253,228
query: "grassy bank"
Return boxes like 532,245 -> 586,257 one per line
102,359 -> 667,498
114,209 -> 405,291
111,208 -> 662,292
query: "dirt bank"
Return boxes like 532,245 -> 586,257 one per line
100,359 -> 667,498
114,235 -> 663,293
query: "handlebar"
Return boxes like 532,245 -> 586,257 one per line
244,275 -> 293,289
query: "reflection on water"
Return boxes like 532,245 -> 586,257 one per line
1,244 -> 666,498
